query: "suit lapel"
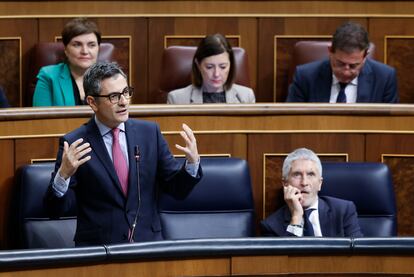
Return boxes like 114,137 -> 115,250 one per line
59,64 -> 75,105
317,61 -> 333,102
318,198 -> 332,236
356,60 -> 373,103
225,87 -> 239,103
85,118 -> 125,197
190,87 -> 203,103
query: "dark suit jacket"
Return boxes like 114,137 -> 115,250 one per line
260,196 -> 363,237
287,58 -> 399,103
46,118 -> 202,246
0,87 -> 9,108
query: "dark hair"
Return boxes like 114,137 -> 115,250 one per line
62,17 -> 101,46
83,62 -> 127,97
192,33 -> 235,90
331,22 -> 369,54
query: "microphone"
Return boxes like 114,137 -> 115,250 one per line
129,145 -> 141,242
134,145 -> 140,161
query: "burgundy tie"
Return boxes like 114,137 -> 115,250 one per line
112,128 -> 128,196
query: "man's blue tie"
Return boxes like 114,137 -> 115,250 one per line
336,82 -> 348,103
303,209 -> 315,236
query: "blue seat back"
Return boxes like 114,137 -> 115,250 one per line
320,162 -> 397,236
17,163 -> 76,248
159,157 -> 255,239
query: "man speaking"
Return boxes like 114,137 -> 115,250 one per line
46,62 -> 202,246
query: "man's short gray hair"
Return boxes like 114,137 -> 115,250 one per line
83,62 -> 127,96
282,148 -> 322,180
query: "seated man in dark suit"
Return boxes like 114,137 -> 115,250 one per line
46,62 -> 202,246
261,148 -> 363,237
0,87 -> 10,108
287,22 -> 398,103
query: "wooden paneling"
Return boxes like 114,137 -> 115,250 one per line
94,18 -> 147,104
165,133 -> 247,159
0,18 -> 37,107
0,38 -> 20,107
232,255 -> 414,275
369,18 -> 414,104
148,17 -> 257,103
0,257 -> 229,277
385,36 -> 414,103
383,156 -> 414,236
232,255 -> 288,275
4,105 -> 414,137
0,117 -> 88,137
368,18 -> 410,63
366,134 -> 414,162
0,140 -> 14,249
105,258 -> 230,277
2,1 -> 414,16
165,35 -> 241,48
366,134 -> 414,235
15,138 -> 60,169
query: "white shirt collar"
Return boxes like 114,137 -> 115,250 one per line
306,198 -> 319,211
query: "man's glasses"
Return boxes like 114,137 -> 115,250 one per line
93,87 -> 134,104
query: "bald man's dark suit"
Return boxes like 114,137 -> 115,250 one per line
46,118 -> 202,246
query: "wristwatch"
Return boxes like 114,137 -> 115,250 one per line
287,224 -> 304,236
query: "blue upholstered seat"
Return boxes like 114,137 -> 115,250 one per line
159,157 -> 255,239
320,162 -> 397,236
16,162 -> 76,248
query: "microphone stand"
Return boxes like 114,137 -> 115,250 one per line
128,145 -> 141,242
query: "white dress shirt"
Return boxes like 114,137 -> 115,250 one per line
307,200 -> 322,237
329,75 -> 358,103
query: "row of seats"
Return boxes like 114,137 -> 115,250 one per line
28,41 -> 372,103
15,157 -> 397,249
